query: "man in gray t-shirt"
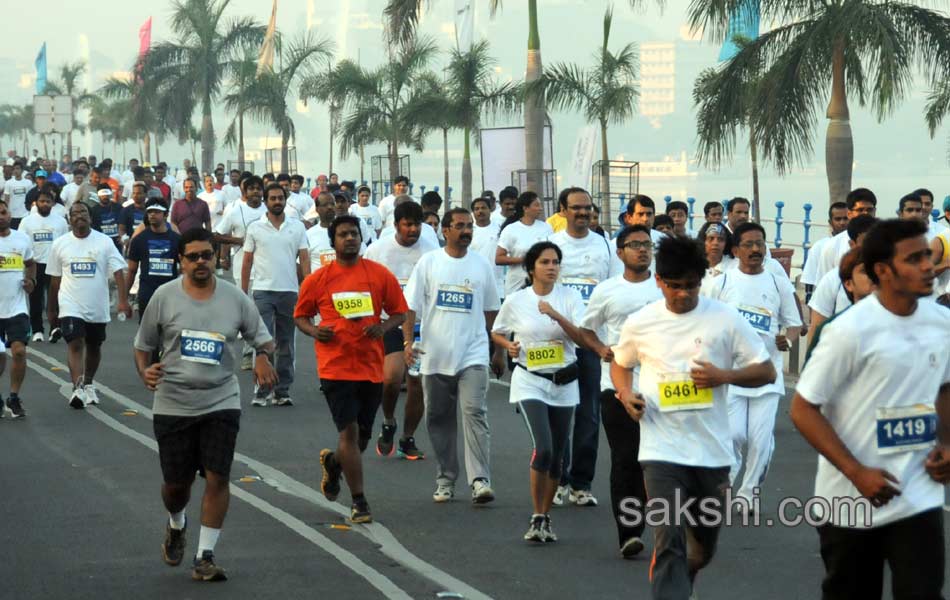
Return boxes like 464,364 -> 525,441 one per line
133,228 -> 276,582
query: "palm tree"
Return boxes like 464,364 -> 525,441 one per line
222,56 -> 258,170
690,0 -> 950,203
531,6 -> 638,223
99,66 -> 160,163
144,0 -> 264,172
0,104 -> 36,157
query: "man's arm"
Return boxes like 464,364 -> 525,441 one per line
579,327 -> 612,361
691,359 -> 775,389
241,251 -> 253,294
114,269 -> 132,318
126,259 -> 140,295
22,258 -> 36,295
297,248 -> 311,282
47,276 -> 61,322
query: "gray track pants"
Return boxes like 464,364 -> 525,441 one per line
423,365 -> 491,486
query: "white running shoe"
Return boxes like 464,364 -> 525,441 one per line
251,397 -> 268,407
68,386 -> 86,409
432,483 -> 455,503
552,485 -> 570,506
621,536 -> 645,559
83,385 -> 100,406
471,478 -> 495,505
569,488 -> 598,507
31,332 -> 44,343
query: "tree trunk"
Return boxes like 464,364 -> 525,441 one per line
200,99 -> 215,174
825,40 -> 852,204
389,131 -> 400,183
600,119 -> 611,233
462,127 -> 472,208
359,143 -> 365,184
67,130 -> 73,160
42,134 -> 50,160
155,137 -> 161,163
523,0 -> 544,196
281,128 -> 290,174
143,131 -> 151,164
237,111 -> 246,170
329,106 -> 336,175
443,127 -> 450,209
750,128 -> 761,224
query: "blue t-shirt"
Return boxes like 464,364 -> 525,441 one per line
128,228 -> 181,307
120,204 -> 146,236
91,202 -> 123,241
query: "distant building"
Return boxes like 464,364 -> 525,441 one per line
640,42 -> 676,117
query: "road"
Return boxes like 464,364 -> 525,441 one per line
2,318 -> 948,599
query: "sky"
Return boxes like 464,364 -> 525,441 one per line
3,0 -> 950,239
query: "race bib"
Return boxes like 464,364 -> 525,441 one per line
0,252 -> 23,271
69,259 -> 97,278
100,222 -> 119,237
876,404 -> 938,455
398,278 -> 409,291
657,372 -> 714,412
436,284 -> 473,313
148,257 -> 175,277
737,305 -> 772,333
562,277 -> 597,303
180,329 -> 226,365
332,291 -> 374,319
319,249 -> 336,267
32,230 -> 53,243
525,340 -> 565,371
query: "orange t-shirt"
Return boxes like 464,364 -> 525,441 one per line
294,258 -> 408,382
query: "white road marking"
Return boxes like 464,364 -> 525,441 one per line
28,346 -> 494,600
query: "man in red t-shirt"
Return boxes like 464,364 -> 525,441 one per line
294,215 -> 407,524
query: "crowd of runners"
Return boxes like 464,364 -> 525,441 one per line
3,154 -> 950,599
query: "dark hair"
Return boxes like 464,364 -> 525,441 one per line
499,186 -> 519,201
557,186 -> 590,209
327,183 -> 342,194
898,193 -> 922,213
230,168 -> 241,175
626,194 -> 655,214
470,196 -> 491,212
846,188 -> 877,210
262,172 -> 275,181
421,190 -> 443,210
35,185 -> 55,201
328,215 -> 363,243
666,201 -> 688,215
441,207 -> 470,228
523,241 -> 562,286
177,227 -> 214,255
862,218 -> 927,285
828,201 -> 847,219
423,211 -> 440,224
132,165 -> 145,179
276,172 -> 291,182
241,175 -> 263,192
290,174 -> 304,185
703,201 -> 723,217
697,221 -> 734,255
913,188 -> 934,201
655,235 -> 707,281
732,221 -> 767,245
357,185 -> 371,195
501,191 -> 540,231
394,200 -> 423,224
615,225 -> 652,248
846,214 -> 878,241
393,175 -> 409,186
726,197 -> 750,212
838,246 -> 864,304
264,182 -> 287,200
653,214 -> 674,229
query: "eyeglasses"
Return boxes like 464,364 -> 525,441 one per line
737,240 -> 767,249
183,250 -> 215,262
620,241 -> 652,250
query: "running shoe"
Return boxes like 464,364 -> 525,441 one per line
84,385 -> 100,406
432,483 -> 455,503
273,396 -> 294,407
569,488 -> 598,507
49,327 -> 62,343
68,385 -> 86,409
553,485 -> 570,506
6,394 -> 25,419
192,550 -> 227,582
31,332 -> 44,343
251,396 -> 268,407
523,515 -> 545,543
397,437 -> 425,460
319,449 -> 342,501
540,514 -> 558,543
240,352 -> 254,371
376,422 -> 397,457
350,497 -> 373,524
471,478 -> 495,505
161,517 -> 187,566
620,536 -> 645,559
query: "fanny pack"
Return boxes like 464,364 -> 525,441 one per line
516,362 -> 579,386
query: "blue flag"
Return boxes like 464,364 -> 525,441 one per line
718,0 -> 760,61
35,42 -> 47,94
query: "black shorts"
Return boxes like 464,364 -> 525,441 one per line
383,328 -> 403,355
60,316 -> 107,346
0,314 -> 31,345
320,379 -> 382,442
153,409 -> 241,483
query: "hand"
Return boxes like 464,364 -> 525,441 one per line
219,256 -> 231,271
22,278 -> 35,294
615,389 -> 646,421
925,445 -> 950,484
490,352 -> 506,378
775,334 -> 790,352
117,299 -> 133,319
314,325 -> 335,342
597,344 -> 614,363
404,343 -> 424,366
506,340 -> 521,359
142,362 -> 164,391
690,360 -> 730,388
254,354 -> 278,388
538,300 -> 558,319
849,465 -> 901,507
362,323 -> 386,339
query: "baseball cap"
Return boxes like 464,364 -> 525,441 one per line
97,188 -> 113,198
35,169 -> 48,178
942,195 -> 950,214
146,188 -> 163,201
145,198 -> 168,212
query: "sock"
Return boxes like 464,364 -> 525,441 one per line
169,511 -> 186,530
196,526 -> 221,558
384,418 -> 396,426
352,493 -> 365,503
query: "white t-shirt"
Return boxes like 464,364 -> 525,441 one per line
549,229 -> 615,304
797,294 -> 950,528
701,268 -> 802,395
816,230 -> 850,283
3,178 -> 33,219
471,221 -> 505,300
492,284 -> 586,407
198,190 -> 226,229
801,235 -> 833,286
213,201 -> 267,284
377,222 -> 439,249
808,268 -> 852,319
220,184 -> 242,206
405,249 -> 501,375
61,182 -> 80,209
364,232 -> 439,287
243,215 -> 308,292
580,274 -> 662,391
0,229 -> 33,318
46,230 -> 127,323
607,229 -> 665,276
18,212 -> 69,264
612,296 -> 771,467
29,203 -> 67,221
287,192 -> 313,221
378,194 -> 397,229
497,219 -> 554,297
349,204 -> 383,243
304,225 -> 366,272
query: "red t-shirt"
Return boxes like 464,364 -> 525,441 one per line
294,258 -> 408,382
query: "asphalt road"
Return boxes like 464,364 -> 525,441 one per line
2,318 -> 949,600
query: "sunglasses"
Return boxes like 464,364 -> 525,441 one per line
182,250 -> 215,262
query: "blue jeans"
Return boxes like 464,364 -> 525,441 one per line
252,290 -> 297,398
560,347 -> 601,490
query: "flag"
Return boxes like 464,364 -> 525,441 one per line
454,0 -> 474,51
257,0 -> 277,77
569,125 -> 599,188
35,42 -> 47,95
138,17 -> 152,60
718,0 -> 760,61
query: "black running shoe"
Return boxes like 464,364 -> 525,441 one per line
320,448 -> 342,501
376,422 -> 397,456
397,436 -> 425,460
49,327 -> 63,343
350,497 -> 372,523
162,518 -> 187,566
524,515 -> 545,543
6,394 -> 25,419
192,550 -> 227,581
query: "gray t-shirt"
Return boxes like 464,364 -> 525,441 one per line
134,277 -> 272,416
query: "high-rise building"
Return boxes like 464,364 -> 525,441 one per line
640,42 -> 676,117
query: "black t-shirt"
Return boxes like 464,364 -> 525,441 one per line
90,202 -> 123,241
120,204 -> 146,235
128,228 -> 182,307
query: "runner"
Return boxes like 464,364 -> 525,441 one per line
348,185 -> 382,244
241,183 -> 310,407
896,192 -> 923,222
665,201 -> 692,237
364,201 -> 438,459
578,224 -> 662,558
610,235 -> 775,600
470,196 -> 505,301
19,187 -> 69,342
653,215 -> 675,236
404,208 -> 501,503
118,181 -> 148,250
496,191 -> 554,297
126,198 -> 181,318
697,222 -> 735,283
703,201 -> 723,225
198,174 -> 226,229
804,247 -> 875,362
379,175 -> 410,230
491,241 -> 588,543
791,218 -> 950,600
90,187 -> 123,250
929,195 -> 950,303
47,202 -> 132,408
620,195 -> 667,248
815,188 -> 877,281
134,227 -> 277,582
700,222 -> 801,511
808,215 -> 878,333
496,186 -> 518,226
307,192 -> 345,271
170,179 -> 211,233
294,215 -> 409,523
800,202 -> 849,300
287,174 -> 313,221
724,197 -> 751,234
0,200 -> 36,418
2,162 -> 31,229
915,187 -> 946,239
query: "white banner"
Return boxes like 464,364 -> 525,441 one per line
568,125 -> 599,189
478,126 -> 553,195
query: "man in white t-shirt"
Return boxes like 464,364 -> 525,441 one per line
470,197 -> 504,300
378,175 -> 409,230
364,200 -> 438,460
199,174 -> 227,229
792,218 -> 950,600
61,169 -> 84,210
808,215 -> 878,333
815,188 -> 878,283
610,235 -> 774,600
219,169 -> 243,207
578,224 -> 662,558
48,202 -> 132,409
3,163 -> 33,227
801,201 -> 849,297
915,187 -> 947,240
19,188 -> 69,343
349,185 -> 382,243
286,175 -> 313,225
0,199 -> 36,419
242,183 -> 310,407
701,222 -> 801,509
404,207 -> 501,503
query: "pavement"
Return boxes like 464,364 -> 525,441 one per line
2,318 -> 949,600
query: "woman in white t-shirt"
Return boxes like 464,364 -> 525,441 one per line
496,192 -> 554,297
698,221 -> 736,283
491,241 -> 587,544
